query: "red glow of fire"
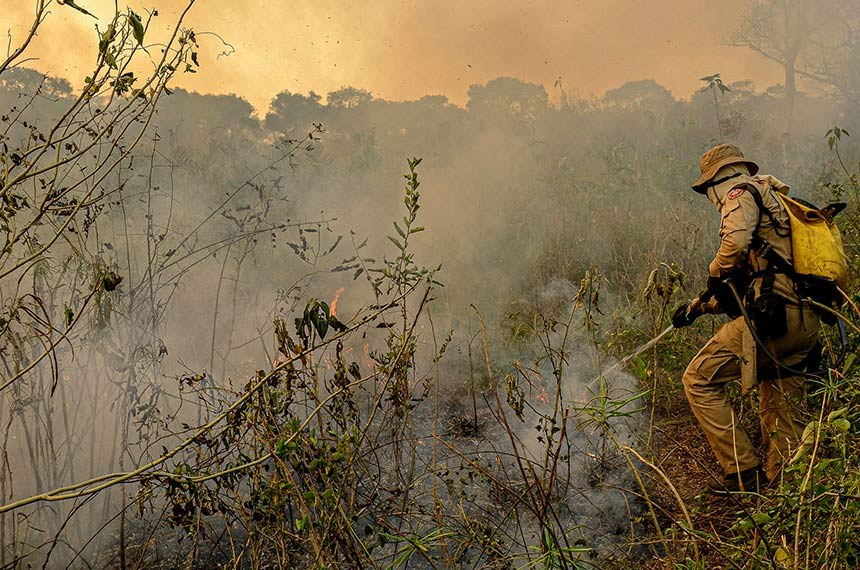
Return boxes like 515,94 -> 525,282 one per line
330,287 -> 346,317
272,353 -> 287,368
362,343 -> 373,368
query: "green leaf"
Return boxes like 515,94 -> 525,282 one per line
328,315 -> 347,332
99,24 -> 115,54
296,514 -> 309,531
842,352 -> 855,374
792,420 -> 819,463
63,0 -> 97,18
775,547 -> 791,565
102,271 -> 122,291
314,313 -> 329,339
393,221 -> 406,238
129,10 -> 145,45
827,407 -> 848,422
348,362 -> 361,379
387,235 -> 403,250
753,512 -> 772,525
731,512 -> 771,533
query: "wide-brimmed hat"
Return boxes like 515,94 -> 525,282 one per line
692,143 -> 759,193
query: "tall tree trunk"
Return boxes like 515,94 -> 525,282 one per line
785,55 -> 796,138
782,0 -> 798,139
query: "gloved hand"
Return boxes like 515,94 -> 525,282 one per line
707,272 -> 746,319
672,298 -> 702,328
706,276 -> 725,299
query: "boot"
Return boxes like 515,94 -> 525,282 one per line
707,466 -> 768,494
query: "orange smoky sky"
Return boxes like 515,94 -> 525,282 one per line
4,0 -> 783,113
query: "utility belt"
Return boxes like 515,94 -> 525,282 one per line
714,257 -> 848,381
708,264 -> 789,341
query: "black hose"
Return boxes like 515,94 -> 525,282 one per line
725,279 -> 848,379
833,318 -> 849,370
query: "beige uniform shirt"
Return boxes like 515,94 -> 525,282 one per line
705,171 -> 797,303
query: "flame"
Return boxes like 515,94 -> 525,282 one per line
362,343 -> 373,368
330,287 -> 346,317
272,353 -> 287,368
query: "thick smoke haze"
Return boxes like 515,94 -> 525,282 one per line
5,0 -> 785,111
3,0 -> 860,567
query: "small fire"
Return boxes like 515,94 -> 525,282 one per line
362,343 -> 374,368
330,287 -> 346,317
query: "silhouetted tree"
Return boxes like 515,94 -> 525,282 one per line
603,79 -> 675,112
732,0 -> 860,132
326,86 -> 373,109
466,77 -> 549,124
0,67 -> 71,98
265,90 -> 324,133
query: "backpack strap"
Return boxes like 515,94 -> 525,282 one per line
738,182 -> 793,271
740,182 -> 790,238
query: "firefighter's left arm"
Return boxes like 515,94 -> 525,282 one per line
707,185 -> 760,278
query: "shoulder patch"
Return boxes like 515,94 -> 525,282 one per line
727,186 -> 746,200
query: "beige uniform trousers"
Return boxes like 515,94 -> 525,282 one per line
682,305 -> 820,480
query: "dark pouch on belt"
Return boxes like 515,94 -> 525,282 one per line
752,293 -> 787,340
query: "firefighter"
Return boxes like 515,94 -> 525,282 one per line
672,144 -> 820,493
